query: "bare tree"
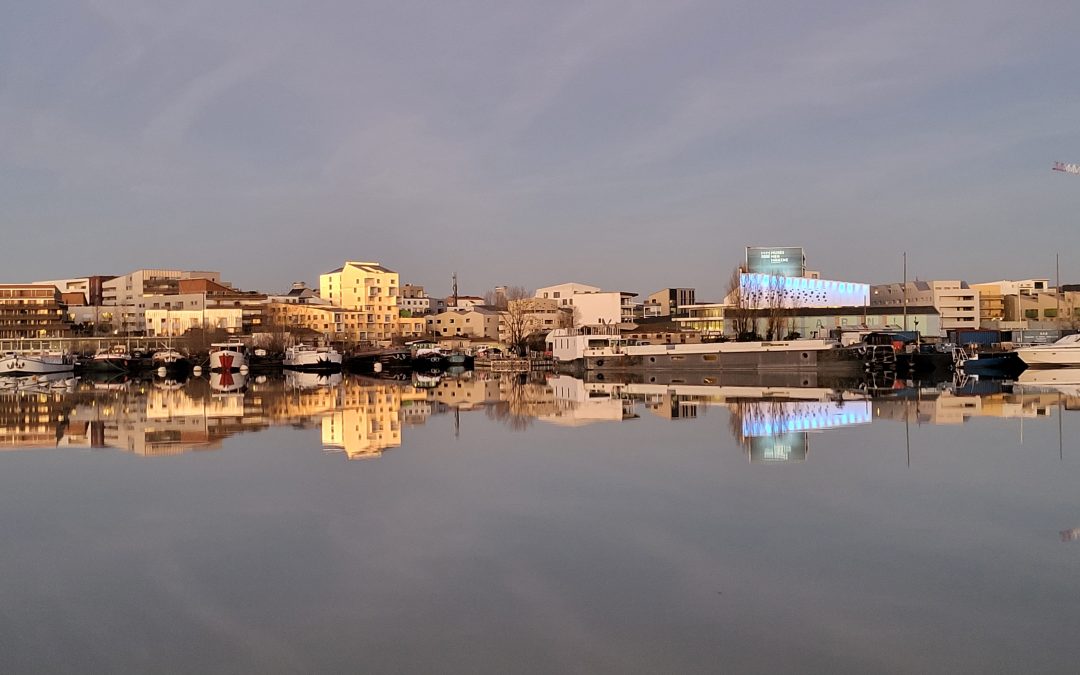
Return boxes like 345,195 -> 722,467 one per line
484,285 -> 529,310
502,294 -> 550,355
727,267 -> 758,341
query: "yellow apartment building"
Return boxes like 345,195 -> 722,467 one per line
319,262 -> 400,344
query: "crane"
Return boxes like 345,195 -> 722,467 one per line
1052,161 -> 1080,175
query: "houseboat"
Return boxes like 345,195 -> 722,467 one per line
549,328 -> 886,375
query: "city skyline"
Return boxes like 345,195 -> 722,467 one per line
3,1 -> 1080,297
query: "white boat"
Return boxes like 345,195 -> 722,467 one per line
0,350 -> 76,375
209,342 -> 248,371
1016,334 -> 1080,368
152,349 -> 191,372
283,344 -> 342,372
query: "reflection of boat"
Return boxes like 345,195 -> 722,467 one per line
412,372 -> 441,388
0,350 -> 76,375
1016,334 -> 1080,367
283,345 -> 342,372
0,371 -> 78,392
210,370 -> 248,393
1015,368 -> 1080,396
209,342 -> 248,372
284,370 -> 342,390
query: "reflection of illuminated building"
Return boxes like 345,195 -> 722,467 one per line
748,433 -> 808,462
733,399 -> 872,463
0,390 -> 72,449
432,378 -> 503,410
739,400 -> 872,436
321,383 -> 402,459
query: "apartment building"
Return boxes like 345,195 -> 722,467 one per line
265,303 -> 366,342
143,278 -> 266,336
870,281 -> 978,333
643,288 -> 696,318
319,262 -> 399,344
0,284 -> 72,339
400,284 -> 431,315
971,279 -> 1052,326
32,276 -> 115,306
102,269 -> 223,334
534,283 -> 637,326
426,307 -> 501,339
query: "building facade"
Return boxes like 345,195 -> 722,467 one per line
426,308 -> 501,340
0,284 -> 72,339
319,262 -> 400,344
870,281 -> 978,334
644,288 -> 696,318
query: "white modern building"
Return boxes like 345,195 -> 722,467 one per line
534,283 -> 636,326
102,269 -> 222,334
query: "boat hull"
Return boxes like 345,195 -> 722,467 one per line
209,349 -> 247,372
585,345 -> 871,374
0,354 -> 76,376
1016,347 -> 1080,368
283,350 -> 342,372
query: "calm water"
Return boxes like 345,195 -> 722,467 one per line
1,370 -> 1078,673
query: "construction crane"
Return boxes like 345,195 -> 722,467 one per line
1052,161 -> 1080,175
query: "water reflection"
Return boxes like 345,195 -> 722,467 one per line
0,370 -> 1076,459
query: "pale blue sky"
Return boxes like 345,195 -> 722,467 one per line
3,0 -> 1079,300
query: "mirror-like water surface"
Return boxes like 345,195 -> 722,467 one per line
1,371 -> 1078,673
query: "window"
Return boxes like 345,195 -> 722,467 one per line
1025,309 -> 1039,319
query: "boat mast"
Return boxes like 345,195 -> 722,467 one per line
902,251 -> 908,332
1056,252 -> 1061,321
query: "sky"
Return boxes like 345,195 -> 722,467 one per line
3,0 -> 1080,301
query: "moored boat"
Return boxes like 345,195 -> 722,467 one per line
961,350 -> 1026,377
0,350 -> 76,376
152,349 -> 192,374
209,342 -> 248,372
283,344 -> 342,372
579,338 -> 883,374
82,345 -> 136,372
1016,334 -> 1080,368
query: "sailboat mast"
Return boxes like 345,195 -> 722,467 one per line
903,251 -> 908,332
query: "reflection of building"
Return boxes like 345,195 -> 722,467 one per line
872,390 -> 1061,425
322,383 -> 402,459
544,375 -> 637,425
747,433 -> 808,462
